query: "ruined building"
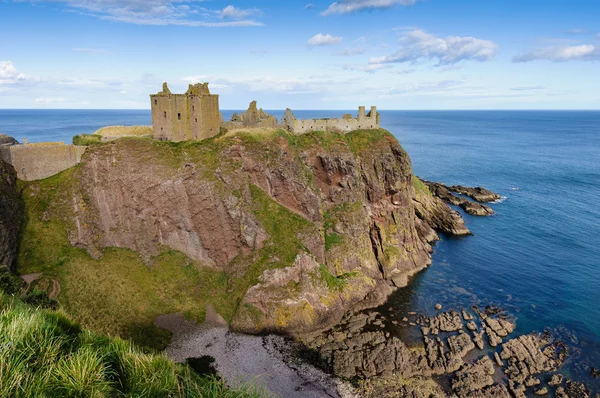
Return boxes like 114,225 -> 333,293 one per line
151,82 -> 220,142
281,106 -> 379,134
222,101 -> 278,130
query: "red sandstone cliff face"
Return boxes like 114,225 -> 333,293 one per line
42,130 -> 462,334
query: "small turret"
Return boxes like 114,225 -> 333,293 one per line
358,106 -> 366,121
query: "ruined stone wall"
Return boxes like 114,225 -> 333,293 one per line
0,142 -> 86,181
283,106 -> 379,135
150,83 -> 220,142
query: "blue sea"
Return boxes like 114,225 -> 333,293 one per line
1,109 -> 599,390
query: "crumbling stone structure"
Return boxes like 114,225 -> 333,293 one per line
222,101 -> 278,130
0,141 -> 86,181
281,106 -> 379,134
150,82 -> 220,142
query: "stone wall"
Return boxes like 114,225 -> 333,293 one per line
281,106 -> 380,134
151,82 -> 220,142
0,142 -> 86,181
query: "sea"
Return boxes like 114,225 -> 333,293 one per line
1,109 -> 599,391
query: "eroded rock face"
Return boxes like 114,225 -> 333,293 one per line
412,181 -> 472,236
0,160 -> 22,270
25,130 -> 464,334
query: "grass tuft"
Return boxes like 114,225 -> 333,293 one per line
0,291 -> 266,397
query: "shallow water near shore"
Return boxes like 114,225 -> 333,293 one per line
2,109 -> 599,391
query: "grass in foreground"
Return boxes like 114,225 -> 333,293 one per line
0,291 -> 266,398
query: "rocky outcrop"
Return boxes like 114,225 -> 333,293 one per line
448,185 -> 500,203
423,180 -> 495,216
0,134 -> 19,146
22,129 -> 453,334
412,179 -> 472,236
300,304 -> 581,398
0,160 -> 22,270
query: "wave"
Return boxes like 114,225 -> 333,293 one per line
492,196 -> 508,204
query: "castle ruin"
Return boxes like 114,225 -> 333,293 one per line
280,106 -> 379,134
151,82 -> 220,142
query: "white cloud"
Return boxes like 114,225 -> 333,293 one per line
35,97 -> 67,104
72,48 -> 108,54
510,85 -> 545,91
0,61 -> 29,85
341,63 -> 392,73
21,1 -> 263,27
369,29 -> 497,66
305,3 -> 314,9
322,0 -> 416,16
390,68 -> 416,74
219,5 -> 259,20
338,47 -> 365,56
308,33 -> 343,47
513,44 -> 599,62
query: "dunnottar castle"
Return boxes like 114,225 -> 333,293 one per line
0,82 -> 379,181
151,82 -> 379,141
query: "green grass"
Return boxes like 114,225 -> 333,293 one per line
0,292 -> 266,398
72,134 -> 103,146
317,264 -> 356,292
412,175 -> 431,196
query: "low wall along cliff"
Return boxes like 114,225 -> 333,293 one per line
0,142 -> 86,181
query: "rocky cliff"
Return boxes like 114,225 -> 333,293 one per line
0,160 -> 22,270
18,129 -> 467,336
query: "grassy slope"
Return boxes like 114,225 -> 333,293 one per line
17,128 -> 396,348
0,291 -> 265,398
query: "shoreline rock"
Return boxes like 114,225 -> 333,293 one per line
421,180 -> 495,216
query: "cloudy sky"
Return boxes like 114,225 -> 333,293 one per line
1,0 -> 599,109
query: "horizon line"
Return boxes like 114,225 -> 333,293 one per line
1,108 -> 599,112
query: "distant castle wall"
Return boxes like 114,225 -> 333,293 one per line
281,106 -> 379,135
151,82 -> 220,142
0,142 -> 86,181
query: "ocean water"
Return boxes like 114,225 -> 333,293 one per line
1,109 -> 599,389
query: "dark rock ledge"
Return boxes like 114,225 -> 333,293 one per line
298,304 -> 591,398
421,179 -> 500,217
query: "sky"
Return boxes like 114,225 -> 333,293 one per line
0,0 -> 599,110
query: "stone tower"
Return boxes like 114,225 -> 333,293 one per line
150,82 -> 220,142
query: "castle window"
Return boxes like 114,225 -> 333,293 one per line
192,106 -> 195,111
178,113 -> 181,120
195,118 -> 198,123
154,99 -> 157,105
164,111 -> 167,118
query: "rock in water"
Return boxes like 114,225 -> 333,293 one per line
447,184 -> 501,202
